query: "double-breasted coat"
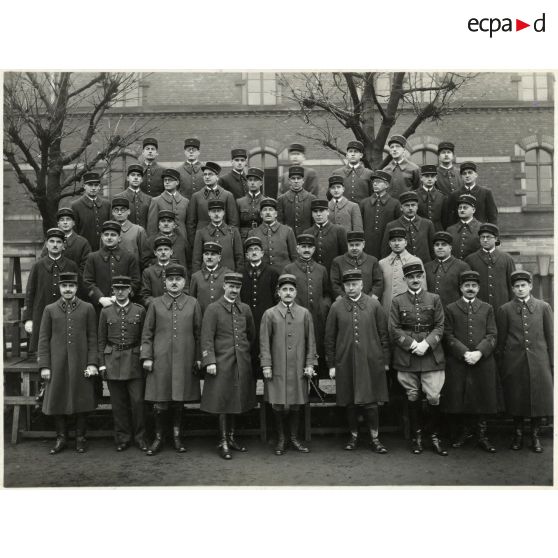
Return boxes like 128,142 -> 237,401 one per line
330,252 -> 383,300
436,164 -> 463,196
176,161 -> 204,200
389,290 -> 445,372
219,170 -> 248,200
443,298 -> 500,414
382,159 -> 421,199
120,187 -> 152,229
23,256 -> 79,352
277,189 -> 316,237
424,256 -> 471,308
192,223 -> 244,274
325,294 -> 390,406
360,193 -> 401,259
252,221 -> 297,273
141,162 -> 165,198
237,192 -> 263,240
446,219 -> 481,260
447,185 -> 498,226
259,302 -> 318,405
147,191 -> 189,239
331,164 -> 373,204
465,249 -> 515,313
416,186 -> 448,231
189,265 -> 231,314
140,293 -> 202,402
303,221 -> 348,272
328,196 -> 364,232
200,297 -> 257,414
38,297 -> 99,415
496,297 -> 554,417
70,195 -> 112,251
381,215 -> 435,262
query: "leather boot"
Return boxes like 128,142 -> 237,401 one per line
409,400 -> 423,454
227,415 -> 247,452
50,415 -> 67,455
452,414 -> 473,448
530,417 -> 543,453
365,405 -> 387,454
344,406 -> 359,450
147,410 -> 165,456
477,417 -> 496,453
289,409 -> 309,453
172,405 -> 187,453
218,414 -> 232,460
510,416 -> 524,450
273,409 -> 286,455
75,413 -> 88,453
428,404 -> 448,456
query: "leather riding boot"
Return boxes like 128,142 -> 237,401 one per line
50,415 -> 67,455
408,400 -> 423,454
428,404 -> 448,456
227,414 -> 247,452
510,416 -> 524,450
75,413 -> 88,453
147,410 -> 165,456
477,417 -> 496,453
289,410 -> 309,453
218,414 -> 232,460
530,417 -> 543,453
365,405 -> 387,454
172,405 -> 187,453
344,406 -> 359,450
452,414 -> 473,448
273,409 -> 286,455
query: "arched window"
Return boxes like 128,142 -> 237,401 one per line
248,149 -> 279,198
525,148 -> 553,206
410,148 -> 438,167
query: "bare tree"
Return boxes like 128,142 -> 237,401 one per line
280,72 -> 477,168
3,72 -> 155,232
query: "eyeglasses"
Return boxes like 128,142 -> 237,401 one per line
112,208 -> 128,213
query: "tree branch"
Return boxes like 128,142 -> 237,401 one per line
67,73 -> 106,99
3,148 -> 37,197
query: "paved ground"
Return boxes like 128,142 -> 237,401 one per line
3,431 -> 553,487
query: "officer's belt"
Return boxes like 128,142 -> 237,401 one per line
402,325 -> 433,333
109,343 -> 140,351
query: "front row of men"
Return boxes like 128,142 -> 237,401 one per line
37,256 -> 553,458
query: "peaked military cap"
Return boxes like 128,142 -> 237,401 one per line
231,148 -> 247,159
459,270 -> 481,285
59,272 -> 78,284
511,270 -> 532,284
112,275 -> 132,288
208,199 -> 225,211
244,236 -> 263,250
311,199 -> 329,211
157,210 -> 176,221
57,207 -> 75,220
478,223 -> 499,237
437,141 -> 455,153
328,175 -> 345,187
342,269 -> 363,282
184,138 -> 201,149
46,228 -> 65,241
420,164 -> 438,175
371,170 -> 392,183
347,231 -> 365,243
83,172 -> 101,184
201,162 -> 222,175
223,272 -> 243,285
203,241 -> 222,254
460,161 -> 477,174
399,191 -> 419,205
246,167 -> 264,180
260,198 -> 277,210
296,234 -> 315,246
143,137 -> 159,149
166,264 -> 186,277
389,227 -> 407,240
161,168 -> 180,181
432,231 -> 453,245
347,140 -> 364,153
277,274 -> 298,287
457,194 -> 477,207
101,220 -> 121,233
388,135 -> 407,148
111,196 -> 129,209
402,262 -> 424,277
153,236 -> 173,249
288,143 -> 306,153
288,166 -> 305,177
127,164 -> 144,176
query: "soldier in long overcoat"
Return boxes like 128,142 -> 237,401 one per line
436,142 -> 463,196
278,143 -> 320,197
24,228 -> 79,353
145,210 -> 189,270
496,270 -> 554,453
200,272 -> 257,459
120,163 -> 152,229
140,138 -> 165,198
416,165 -> 448,231
331,140 -> 373,204
260,274 -> 317,455
445,194 -> 481,260
277,166 -> 316,237
325,269 -> 390,453
443,271 -> 500,452
38,272 -> 99,454
218,148 -> 248,200
237,167 -> 264,240
141,264 -> 202,455
98,276 -> 147,452
176,137 -> 204,199
327,175 -> 364,232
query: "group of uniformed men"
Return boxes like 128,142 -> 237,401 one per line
25,135 -> 553,460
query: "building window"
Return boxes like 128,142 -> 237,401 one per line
243,73 -> 278,105
525,148 -> 553,206
410,148 -> 438,166
113,73 -> 142,107
248,149 -> 278,198
518,73 -> 553,101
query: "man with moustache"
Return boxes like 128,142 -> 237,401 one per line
177,138 -> 204,199
219,148 -> 249,200
120,164 -> 152,229
332,141 -> 374,204
435,141 -> 463,196
237,167 -> 265,240
416,164 -> 448,231
382,135 -> 420,199
140,138 -> 165,197
445,194 -> 481,260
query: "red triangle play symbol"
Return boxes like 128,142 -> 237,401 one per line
516,19 -> 530,31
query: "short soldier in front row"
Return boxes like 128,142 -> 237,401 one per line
260,274 -> 317,455
98,276 -> 147,452
38,272 -> 99,454
443,271 -> 499,452
496,270 -> 554,454
200,272 -> 257,459
389,263 -> 448,456
141,264 -> 202,455
325,269 -> 390,453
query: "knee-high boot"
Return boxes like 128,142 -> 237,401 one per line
477,415 -> 496,453
172,404 -> 187,453
510,416 -> 524,450
147,409 -> 165,456
408,400 -> 423,454
228,414 -> 247,452
218,414 -> 232,460
50,415 -> 67,455
75,413 -> 88,453
365,405 -> 387,454
530,417 -> 543,453
289,409 -> 309,453
273,409 -> 286,456
344,405 -> 359,450
427,404 -> 448,456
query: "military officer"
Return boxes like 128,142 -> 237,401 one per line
325,269 -> 390,453
277,166 -> 316,237
436,141 -> 463,196
218,148 -> 248,199
24,228 -> 79,353
140,137 -> 165,197
176,137 -> 204,199
465,223 -> 515,313
279,143 -> 320,196
381,190 -> 435,262
121,163 -> 152,229
70,171 -> 111,251
330,230 -> 383,300
38,271 -> 99,454
200,272 -> 257,459
382,135 -> 420,199
416,164 -> 448,231
389,263 -> 447,456
424,231 -> 471,309
445,194 -> 481,260
327,175 -> 363,232
145,209 -> 189,270
360,170 -> 401,259
237,167 -> 264,240
141,264 -> 202,455
443,271 -> 500,452
496,270 -> 554,453
260,274 -> 317,455
331,140 -> 373,204
98,276 -> 147,452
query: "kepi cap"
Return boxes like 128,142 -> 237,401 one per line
277,274 -> 297,287
402,263 -> 423,277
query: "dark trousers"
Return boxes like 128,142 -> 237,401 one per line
107,378 -> 146,444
